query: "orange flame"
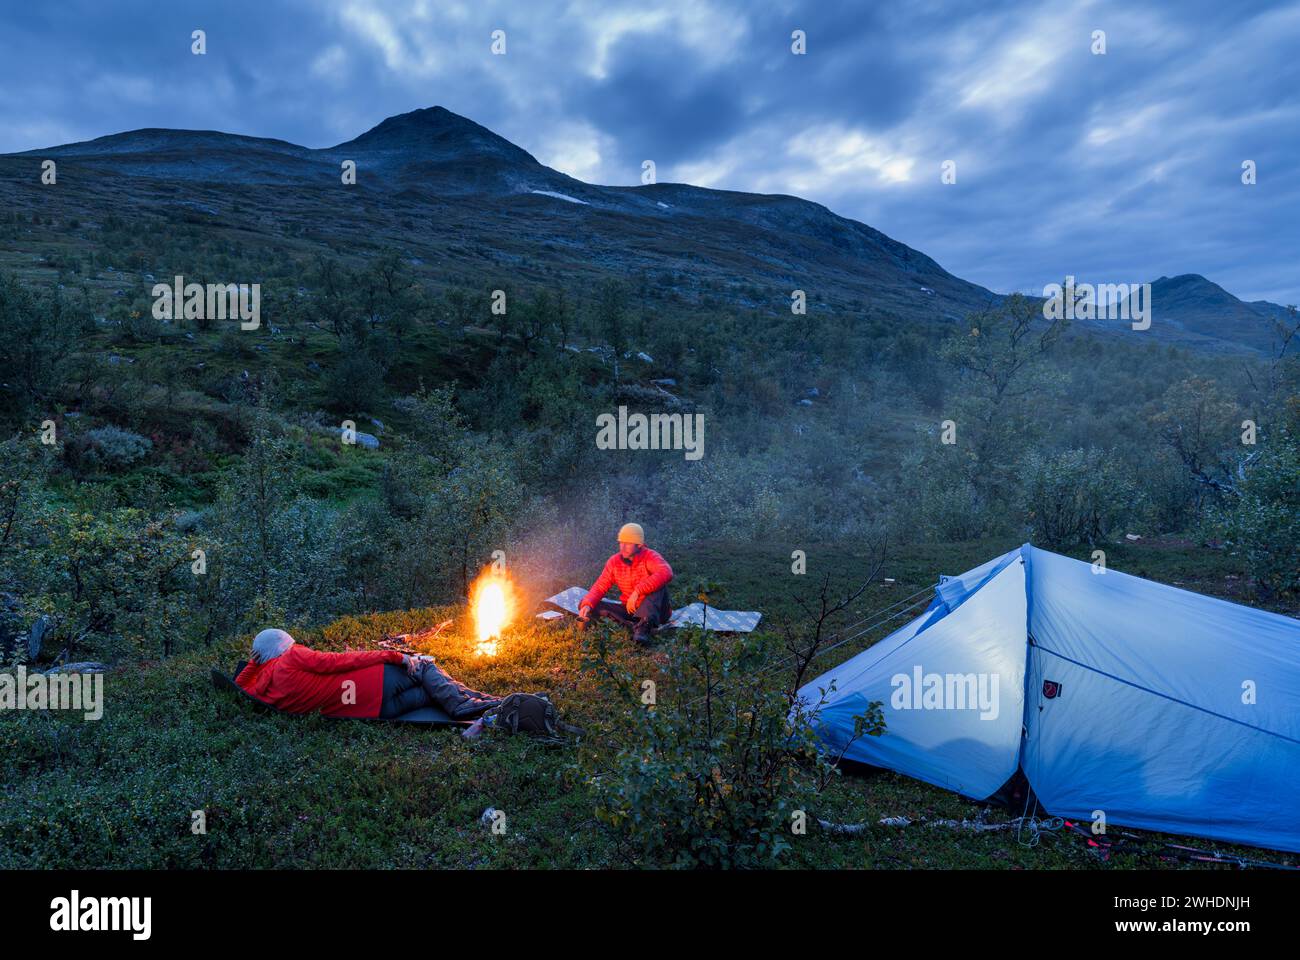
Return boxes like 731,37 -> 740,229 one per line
469,568 -> 513,656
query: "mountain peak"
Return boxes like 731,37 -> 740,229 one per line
1154,273 -> 1215,289
334,106 -> 539,167
359,105 -> 471,135
1151,273 -> 1239,307
1143,273 -> 1285,354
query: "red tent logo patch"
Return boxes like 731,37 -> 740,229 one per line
1043,680 -> 1062,699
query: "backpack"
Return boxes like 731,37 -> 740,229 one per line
485,693 -> 582,739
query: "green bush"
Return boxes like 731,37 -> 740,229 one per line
18,504 -> 195,662
580,624 -> 883,868
324,340 -> 389,413
71,425 -> 154,473
898,443 -> 993,542
1217,430 -> 1300,598
0,273 -> 86,422
1019,447 -> 1142,549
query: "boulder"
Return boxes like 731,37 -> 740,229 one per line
338,427 -> 380,449
28,615 -> 53,661
41,662 -> 109,675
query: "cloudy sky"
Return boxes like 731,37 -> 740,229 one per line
3,0 -> 1297,303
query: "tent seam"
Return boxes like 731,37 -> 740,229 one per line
1033,643 -> 1300,748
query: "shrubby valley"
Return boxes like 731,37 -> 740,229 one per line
0,107 -> 1296,869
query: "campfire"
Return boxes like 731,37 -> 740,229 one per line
469,568 -> 514,656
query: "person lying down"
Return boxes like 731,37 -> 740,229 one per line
236,628 -> 501,736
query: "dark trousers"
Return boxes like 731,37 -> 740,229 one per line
591,586 -> 671,645
378,661 -> 501,720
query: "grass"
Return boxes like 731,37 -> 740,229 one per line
1,537 -> 1294,869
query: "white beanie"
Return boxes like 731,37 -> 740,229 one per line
251,628 -> 295,664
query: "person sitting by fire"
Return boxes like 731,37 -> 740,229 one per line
577,523 -> 674,646
236,628 -> 502,726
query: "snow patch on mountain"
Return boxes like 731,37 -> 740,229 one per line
531,189 -> 588,205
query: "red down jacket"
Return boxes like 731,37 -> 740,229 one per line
581,546 -> 674,614
235,645 -> 403,718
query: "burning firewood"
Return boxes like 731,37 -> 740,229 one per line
378,619 -> 453,652
470,569 -> 514,657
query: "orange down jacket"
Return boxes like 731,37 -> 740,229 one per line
581,546 -> 674,614
236,645 -> 403,717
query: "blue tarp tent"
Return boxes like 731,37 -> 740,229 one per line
799,544 -> 1300,853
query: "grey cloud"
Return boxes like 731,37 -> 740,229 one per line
0,0 -> 1294,302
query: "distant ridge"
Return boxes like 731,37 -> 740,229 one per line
3,106 -> 1289,354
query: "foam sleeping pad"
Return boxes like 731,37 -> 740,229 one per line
538,587 -> 762,632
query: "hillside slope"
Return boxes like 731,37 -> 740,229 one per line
0,105 -> 1012,327
1,106 -> 1288,363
